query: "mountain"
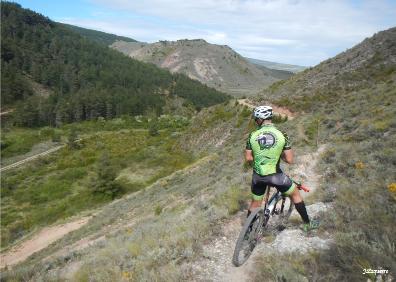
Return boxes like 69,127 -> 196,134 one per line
1,20 -> 395,281
60,23 -> 137,46
1,3 -> 395,281
246,57 -> 307,73
111,39 -> 294,97
1,2 -> 230,127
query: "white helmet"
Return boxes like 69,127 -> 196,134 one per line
253,106 -> 273,120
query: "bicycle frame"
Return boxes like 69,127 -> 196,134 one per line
263,187 -> 282,217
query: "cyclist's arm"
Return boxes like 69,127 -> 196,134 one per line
281,131 -> 293,164
281,149 -> 293,164
245,149 -> 254,162
245,133 -> 254,163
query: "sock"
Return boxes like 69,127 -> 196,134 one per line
294,201 -> 310,223
247,210 -> 251,218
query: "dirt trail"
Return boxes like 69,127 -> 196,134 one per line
0,145 -> 65,172
238,99 -> 296,120
1,129 -> 152,172
192,145 -> 331,281
0,109 -> 15,116
0,217 -> 91,269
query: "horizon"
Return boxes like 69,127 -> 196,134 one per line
8,0 -> 396,66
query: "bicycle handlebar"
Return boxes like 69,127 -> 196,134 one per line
293,180 -> 310,192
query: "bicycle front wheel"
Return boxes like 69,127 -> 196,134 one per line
232,208 -> 266,267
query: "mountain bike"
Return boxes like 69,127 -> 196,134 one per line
232,182 -> 309,267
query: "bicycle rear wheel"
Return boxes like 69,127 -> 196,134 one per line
232,208 -> 266,267
271,196 -> 293,228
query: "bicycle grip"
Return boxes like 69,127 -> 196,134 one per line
298,184 -> 310,192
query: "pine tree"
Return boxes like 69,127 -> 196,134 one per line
91,152 -> 122,199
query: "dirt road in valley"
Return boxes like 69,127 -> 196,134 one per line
0,217 -> 91,269
0,145 -> 65,172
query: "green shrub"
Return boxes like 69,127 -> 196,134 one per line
51,131 -> 62,142
154,205 -> 163,216
90,152 -> 123,199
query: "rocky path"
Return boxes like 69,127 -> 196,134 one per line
191,145 -> 332,281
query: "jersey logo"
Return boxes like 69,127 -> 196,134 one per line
256,133 -> 276,149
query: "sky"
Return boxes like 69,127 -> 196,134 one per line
12,0 -> 396,66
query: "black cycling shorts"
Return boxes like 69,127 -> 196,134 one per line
251,171 -> 296,200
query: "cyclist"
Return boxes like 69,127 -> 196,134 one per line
245,105 -> 318,232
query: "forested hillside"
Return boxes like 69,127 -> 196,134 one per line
1,2 -> 229,127
60,23 -> 137,46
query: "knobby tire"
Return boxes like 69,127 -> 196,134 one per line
232,208 -> 266,267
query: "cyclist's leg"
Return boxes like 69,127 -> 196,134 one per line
263,172 -> 295,195
264,173 -> 310,224
289,186 -> 303,203
248,172 -> 267,217
289,188 -> 310,224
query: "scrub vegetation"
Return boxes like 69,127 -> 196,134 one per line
1,115 -> 192,249
1,3 -> 395,281
252,27 -> 396,281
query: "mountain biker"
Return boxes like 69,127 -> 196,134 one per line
245,105 -> 318,232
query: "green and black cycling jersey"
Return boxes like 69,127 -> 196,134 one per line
246,124 -> 291,176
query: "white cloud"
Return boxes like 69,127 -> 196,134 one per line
64,0 -> 396,65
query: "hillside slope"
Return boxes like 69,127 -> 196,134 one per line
246,57 -> 307,73
2,3 -> 395,281
252,27 -> 396,280
2,28 -> 395,281
60,23 -> 137,46
111,39 -> 293,97
261,27 -> 396,102
1,2 -> 229,127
